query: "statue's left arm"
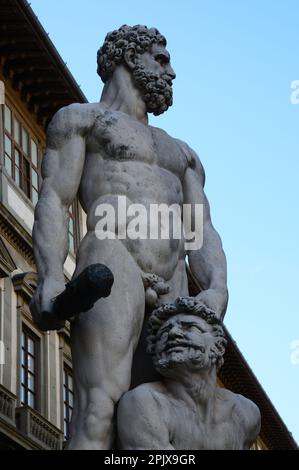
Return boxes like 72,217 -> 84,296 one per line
182,143 -> 228,319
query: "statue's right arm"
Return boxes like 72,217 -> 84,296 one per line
31,104 -> 95,330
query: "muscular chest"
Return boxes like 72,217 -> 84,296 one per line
87,110 -> 187,179
170,408 -> 244,450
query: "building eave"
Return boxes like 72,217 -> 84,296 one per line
0,0 -> 87,129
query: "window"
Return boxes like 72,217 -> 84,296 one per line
68,202 -> 81,254
2,103 -> 41,205
68,205 -> 75,254
63,366 -> 73,440
21,327 -> 39,409
2,103 -> 80,253
250,438 -> 266,450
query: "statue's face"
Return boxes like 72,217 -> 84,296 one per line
154,314 -> 217,376
132,43 -> 176,116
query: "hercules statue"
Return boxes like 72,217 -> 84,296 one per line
30,25 -> 229,449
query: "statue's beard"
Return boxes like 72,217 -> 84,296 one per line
132,60 -> 173,116
155,346 -> 212,377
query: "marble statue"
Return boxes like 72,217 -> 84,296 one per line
30,25 -> 232,450
118,297 -> 261,450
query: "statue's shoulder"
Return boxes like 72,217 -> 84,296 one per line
47,102 -> 106,137
117,383 -> 170,446
174,137 -> 205,182
118,382 -> 166,416
221,388 -> 261,432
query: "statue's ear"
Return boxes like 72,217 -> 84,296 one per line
124,47 -> 136,70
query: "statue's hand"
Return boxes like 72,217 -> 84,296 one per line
30,278 -> 65,331
195,288 -> 227,319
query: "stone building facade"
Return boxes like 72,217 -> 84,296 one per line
0,0 -> 297,450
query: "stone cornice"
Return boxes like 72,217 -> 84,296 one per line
0,202 -> 35,267
12,271 -> 37,303
0,235 -> 17,276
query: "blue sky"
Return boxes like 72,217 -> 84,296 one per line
29,0 -> 299,444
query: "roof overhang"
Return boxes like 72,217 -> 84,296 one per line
0,0 -> 87,129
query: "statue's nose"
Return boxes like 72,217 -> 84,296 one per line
167,66 -> 176,80
168,325 -> 183,338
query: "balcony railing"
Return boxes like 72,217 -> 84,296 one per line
16,406 -> 64,450
0,383 -> 16,426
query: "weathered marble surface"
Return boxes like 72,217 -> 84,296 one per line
30,25 -> 232,449
118,297 -> 261,450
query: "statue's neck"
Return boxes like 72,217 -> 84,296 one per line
100,65 -> 148,125
165,367 -> 218,423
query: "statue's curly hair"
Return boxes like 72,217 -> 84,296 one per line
147,297 -> 227,370
97,24 -> 167,82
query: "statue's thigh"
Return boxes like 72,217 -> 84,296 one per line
70,258 -> 145,395
157,258 -> 189,306
73,238 -> 145,342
